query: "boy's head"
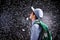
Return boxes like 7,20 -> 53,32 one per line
29,7 -> 43,21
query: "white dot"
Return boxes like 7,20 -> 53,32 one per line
22,29 -> 25,31
26,17 -> 29,20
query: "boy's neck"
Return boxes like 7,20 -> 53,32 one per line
32,18 -> 36,22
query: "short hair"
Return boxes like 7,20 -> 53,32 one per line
33,12 -> 38,19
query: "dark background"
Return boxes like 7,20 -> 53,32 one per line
0,0 -> 60,40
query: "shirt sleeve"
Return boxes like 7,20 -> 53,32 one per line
30,24 -> 42,40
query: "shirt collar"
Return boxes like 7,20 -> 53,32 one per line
32,20 -> 35,25
32,19 -> 38,25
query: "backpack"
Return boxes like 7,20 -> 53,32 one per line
34,20 -> 52,40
